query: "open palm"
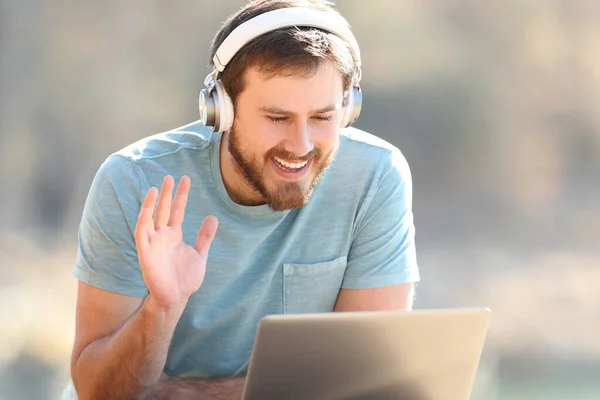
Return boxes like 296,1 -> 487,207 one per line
135,175 -> 218,309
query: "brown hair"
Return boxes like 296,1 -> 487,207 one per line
209,0 -> 357,107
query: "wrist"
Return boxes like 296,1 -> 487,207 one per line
145,294 -> 188,318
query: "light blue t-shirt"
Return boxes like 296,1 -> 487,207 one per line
74,120 -> 419,378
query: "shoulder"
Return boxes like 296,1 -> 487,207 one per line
114,120 -> 214,162
337,126 -> 411,183
91,120 -> 215,194
314,127 -> 412,216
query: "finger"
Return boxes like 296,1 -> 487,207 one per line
154,176 -> 174,229
168,175 -> 191,227
135,187 -> 158,250
195,215 -> 219,256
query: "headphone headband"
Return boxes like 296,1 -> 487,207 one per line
200,6 -> 363,132
212,7 -> 361,74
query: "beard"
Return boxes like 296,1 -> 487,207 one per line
227,125 -> 339,212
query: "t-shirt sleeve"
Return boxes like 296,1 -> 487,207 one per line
341,149 -> 420,289
74,154 -> 150,297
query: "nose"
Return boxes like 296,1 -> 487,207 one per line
283,121 -> 314,158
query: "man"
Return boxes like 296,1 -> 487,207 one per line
66,0 -> 419,399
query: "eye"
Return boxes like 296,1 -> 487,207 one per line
267,116 -> 288,123
313,115 -> 333,122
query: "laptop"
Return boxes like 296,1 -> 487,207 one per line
241,308 -> 491,400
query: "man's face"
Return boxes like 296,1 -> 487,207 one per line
225,61 -> 345,211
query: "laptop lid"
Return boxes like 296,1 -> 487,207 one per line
242,308 -> 491,400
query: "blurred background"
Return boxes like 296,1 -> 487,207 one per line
1,0 -> 599,398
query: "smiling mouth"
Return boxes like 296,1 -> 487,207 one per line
272,157 -> 310,173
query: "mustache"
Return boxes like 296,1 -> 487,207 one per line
265,147 -> 321,162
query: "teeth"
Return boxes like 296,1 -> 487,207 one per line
274,157 -> 308,170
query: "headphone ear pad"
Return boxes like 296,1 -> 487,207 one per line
215,80 -> 234,132
341,86 -> 362,128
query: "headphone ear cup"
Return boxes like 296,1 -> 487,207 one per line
199,88 -> 216,130
215,80 -> 234,132
341,85 -> 362,128
340,89 -> 354,128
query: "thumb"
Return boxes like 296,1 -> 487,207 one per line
195,215 -> 219,256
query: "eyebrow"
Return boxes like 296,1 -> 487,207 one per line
258,104 -> 337,115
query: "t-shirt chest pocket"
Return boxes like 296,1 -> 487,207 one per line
282,256 -> 347,314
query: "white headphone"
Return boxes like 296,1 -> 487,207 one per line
199,7 -> 363,133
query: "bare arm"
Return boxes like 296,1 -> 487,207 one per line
71,284 -> 244,400
143,374 -> 246,400
71,176 -> 221,399
71,285 -> 186,399
334,282 -> 415,312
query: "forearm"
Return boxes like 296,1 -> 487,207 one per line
143,375 -> 246,400
72,295 -> 185,400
